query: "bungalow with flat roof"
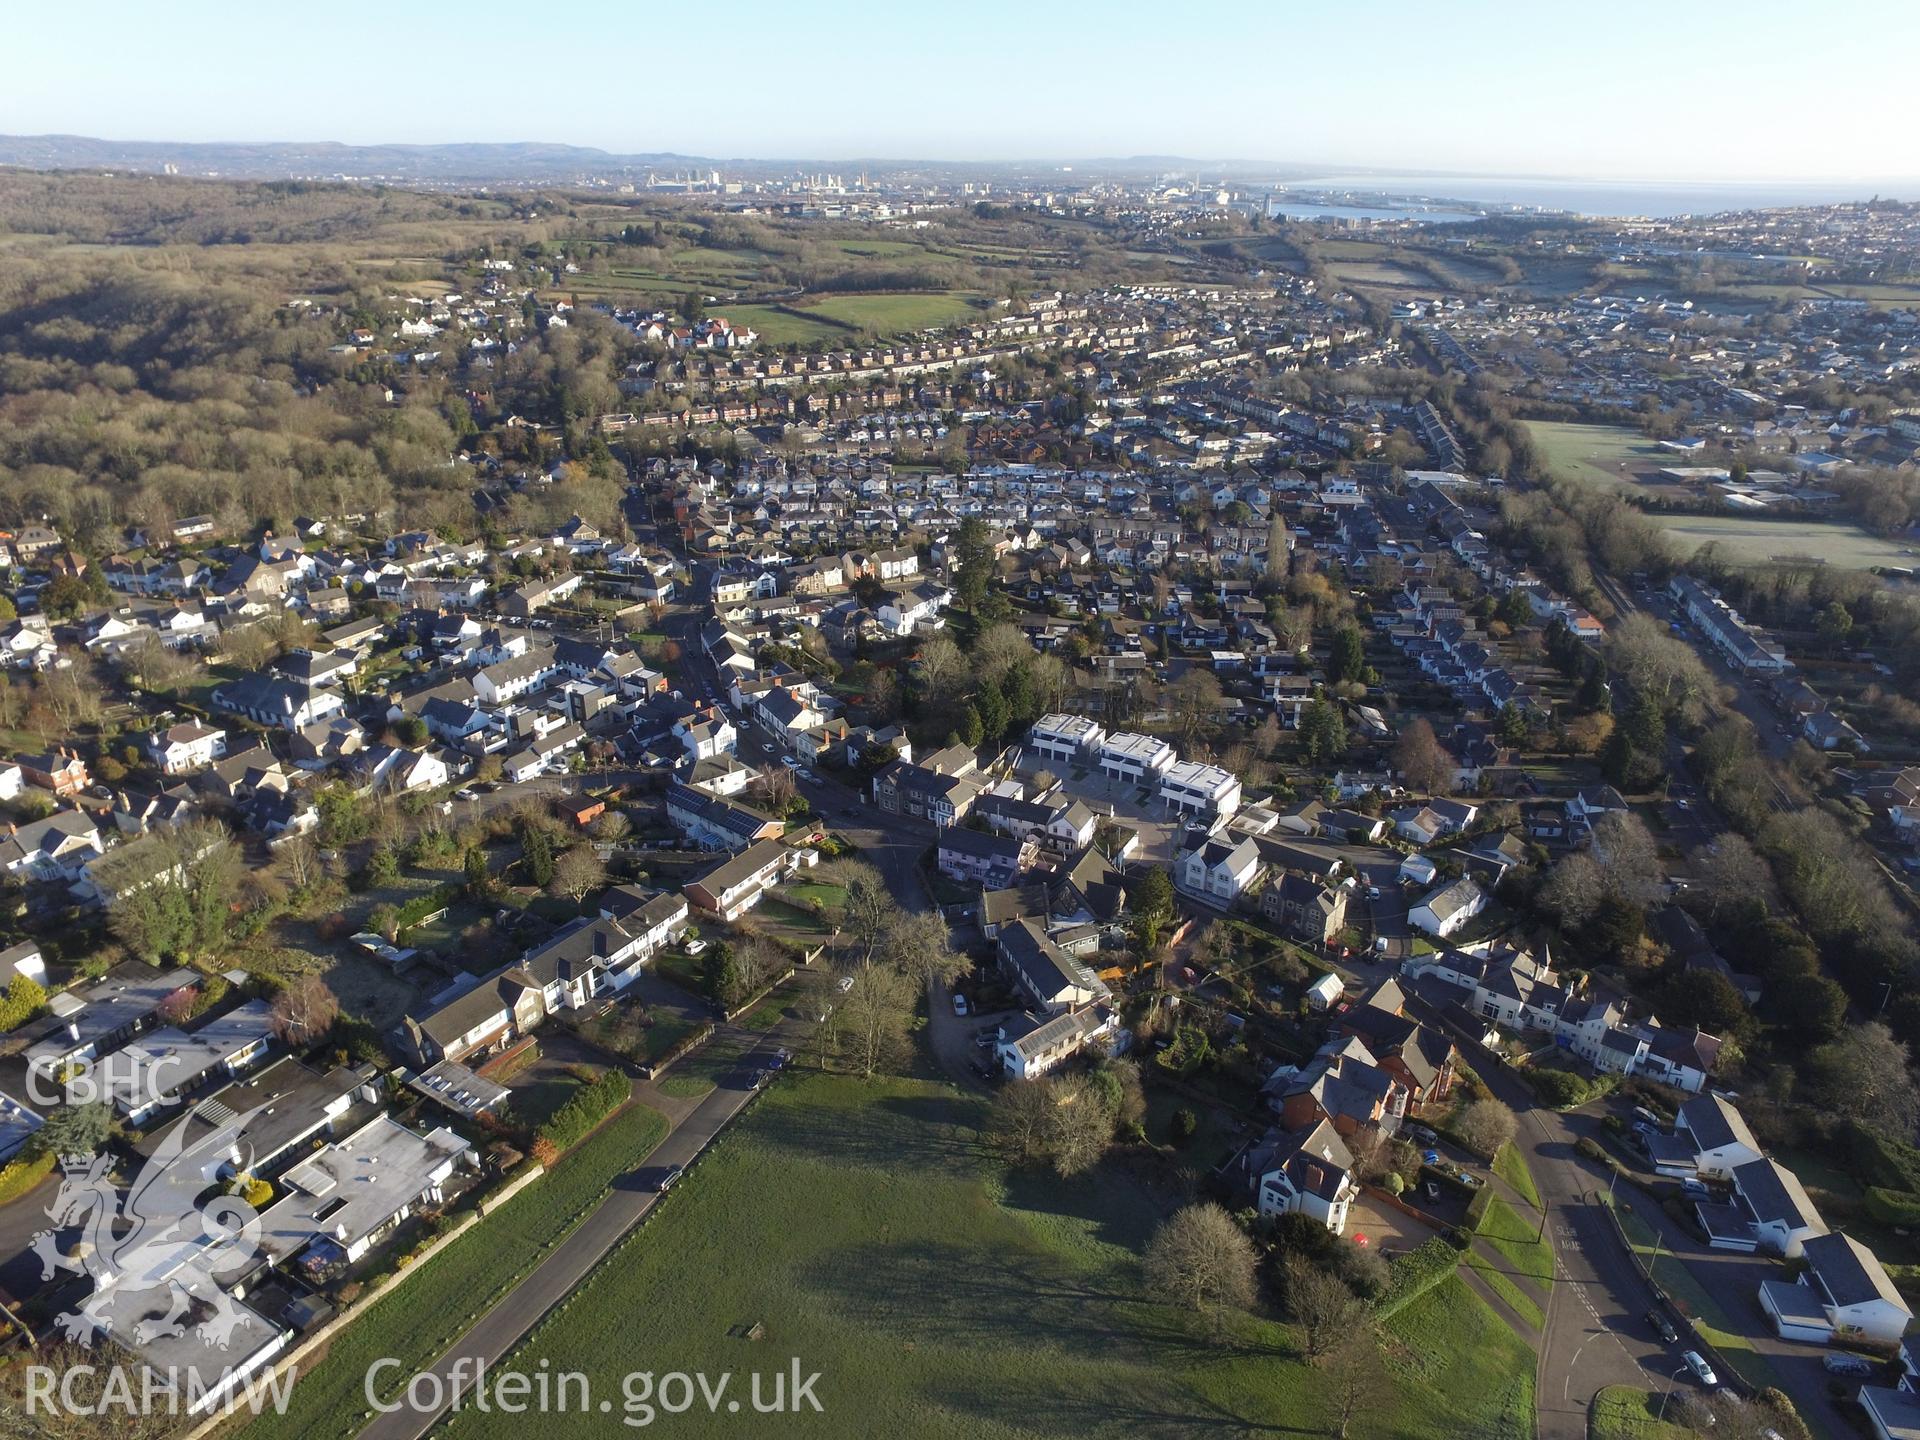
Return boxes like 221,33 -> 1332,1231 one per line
254,1114 -> 473,1267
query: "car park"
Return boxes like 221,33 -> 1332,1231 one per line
1683,1351 -> 1716,1386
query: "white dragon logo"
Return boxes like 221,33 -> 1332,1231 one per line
30,1104 -> 266,1351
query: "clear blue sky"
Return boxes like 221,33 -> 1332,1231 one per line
7,0 -> 1917,180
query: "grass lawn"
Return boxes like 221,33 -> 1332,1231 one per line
438,1073 -> 1534,1440
759,896 -> 832,935
1527,420 -> 1672,489
656,1074 -> 714,1099
1380,1275 -> 1536,1439
1466,1250 -> 1545,1330
779,881 -> 847,911
241,1101 -> 668,1440
790,291 -> 984,335
1651,513 -> 1916,572
1478,1196 -> 1555,1283
1493,1143 -> 1542,1210
1588,1385 -> 1691,1440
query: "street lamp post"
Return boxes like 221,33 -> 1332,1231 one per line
1655,1362 -> 1690,1423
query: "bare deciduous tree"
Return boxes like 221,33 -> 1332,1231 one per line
550,844 -> 607,902
1142,1202 -> 1257,1334
269,975 -> 339,1048
1284,1254 -> 1369,1360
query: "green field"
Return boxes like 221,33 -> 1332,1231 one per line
791,291 -> 985,335
718,303 -> 848,348
1528,420 -> 1675,488
1652,514 -> 1916,571
438,1072 -> 1535,1440
1329,260 -> 1430,289
244,1101 -> 668,1440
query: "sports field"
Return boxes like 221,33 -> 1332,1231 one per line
1528,421 -> 1673,488
1653,514 -> 1915,571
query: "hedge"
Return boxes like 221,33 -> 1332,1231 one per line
1865,1186 -> 1920,1228
0,1152 -> 55,1205
1375,1235 -> 1466,1319
536,1069 -> 632,1153
1522,1065 -> 1618,1110
394,882 -> 463,935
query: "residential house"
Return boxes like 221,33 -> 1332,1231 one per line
1408,877 -> 1487,938
149,722 -> 228,776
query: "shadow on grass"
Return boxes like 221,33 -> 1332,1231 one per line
747,1093 -> 991,1174
797,1236 -> 1299,1376
920,1374 -> 1327,1438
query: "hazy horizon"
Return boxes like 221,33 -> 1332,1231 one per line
8,0 -> 1918,183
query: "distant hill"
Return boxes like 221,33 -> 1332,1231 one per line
0,134 -> 709,182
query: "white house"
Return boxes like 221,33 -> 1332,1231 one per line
1027,713 -> 1106,768
1759,1232 -> 1913,1346
1096,731 -> 1175,784
1176,833 -> 1263,907
149,722 -> 227,776
1243,1120 -> 1357,1234
1159,760 -> 1243,821
1408,877 -> 1487,938
1676,1094 -> 1763,1179
993,1006 -> 1117,1081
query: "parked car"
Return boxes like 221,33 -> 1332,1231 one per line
1405,1124 -> 1438,1146
1680,1177 -> 1711,1199
1633,1105 -> 1662,1128
684,939 -> 708,956
454,787 -> 478,802
656,1165 -> 684,1194
1646,1309 -> 1678,1344
1424,1182 -> 1441,1201
1823,1352 -> 1875,1377
837,974 -> 855,994
1683,1351 -> 1717,1386
780,756 -> 801,770
952,993 -> 969,1017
